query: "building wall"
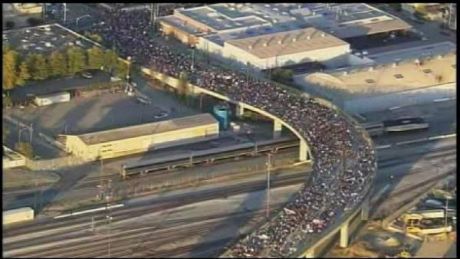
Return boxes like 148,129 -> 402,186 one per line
66,122 -> 219,161
222,43 -> 350,70
159,21 -> 199,46
3,208 -> 34,225
12,3 -> 42,14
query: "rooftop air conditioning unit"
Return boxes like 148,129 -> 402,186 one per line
414,58 -> 420,64
307,35 -> 311,40
321,33 -> 325,37
437,54 -> 443,59
368,66 -> 374,71
263,42 -> 268,46
248,45 -> 253,49
292,38 -> 297,42
392,62 -> 398,68
278,40 -> 282,44
343,71 -> 348,76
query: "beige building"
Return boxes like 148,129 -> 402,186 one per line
64,114 -> 219,161
295,51 -> 456,113
214,27 -> 350,70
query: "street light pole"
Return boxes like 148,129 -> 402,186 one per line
266,153 -> 272,218
444,198 -> 449,232
191,48 -> 195,71
63,3 -> 67,24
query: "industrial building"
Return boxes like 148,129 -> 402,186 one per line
159,3 -> 410,69
199,27 -> 350,70
3,145 -> 26,169
160,3 -> 411,45
294,46 -> 456,113
64,113 -> 219,161
3,23 -> 100,57
3,207 -> 34,225
34,92 -> 70,106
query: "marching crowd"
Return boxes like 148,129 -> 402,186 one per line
86,9 -> 377,258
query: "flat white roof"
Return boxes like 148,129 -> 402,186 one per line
75,113 -> 218,145
226,27 -> 349,59
305,52 -> 456,93
367,42 -> 457,65
171,3 -> 411,38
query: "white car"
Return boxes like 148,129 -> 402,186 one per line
154,112 -> 168,119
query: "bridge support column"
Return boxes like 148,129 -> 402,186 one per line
236,104 -> 244,118
361,198 -> 369,221
273,120 -> 282,139
340,221 -> 349,248
301,247 -> 315,258
299,139 -> 309,161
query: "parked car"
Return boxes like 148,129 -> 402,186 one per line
136,97 -> 151,105
154,112 -> 168,119
81,71 -> 93,79
440,30 -> 451,36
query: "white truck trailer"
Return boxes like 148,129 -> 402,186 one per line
34,92 -> 70,106
3,207 -> 34,225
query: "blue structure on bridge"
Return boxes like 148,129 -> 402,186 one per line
213,104 -> 230,130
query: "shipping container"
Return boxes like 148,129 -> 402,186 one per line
3,207 -> 34,225
34,92 -> 70,106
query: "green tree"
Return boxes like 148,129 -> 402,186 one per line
114,60 -> 128,79
15,141 -> 34,159
33,54 -> 50,80
103,49 -> 118,74
272,68 -> 293,83
67,46 -> 87,75
24,54 -> 37,81
16,62 -> 31,86
49,50 -> 67,77
2,49 -> 20,89
87,46 -> 105,70
3,124 -> 9,142
3,95 -> 13,108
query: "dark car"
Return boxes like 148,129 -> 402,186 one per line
440,30 -> 451,36
81,71 -> 93,79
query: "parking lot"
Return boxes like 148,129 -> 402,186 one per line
9,70 -> 112,103
6,83 -> 198,137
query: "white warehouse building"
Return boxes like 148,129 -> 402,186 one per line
197,27 -> 350,70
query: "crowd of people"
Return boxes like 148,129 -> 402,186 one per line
85,8 -> 377,258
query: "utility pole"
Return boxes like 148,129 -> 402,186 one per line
191,48 -> 195,71
106,179 -> 113,257
29,123 -> 33,144
266,153 -> 272,218
63,3 -> 67,24
91,216 -> 95,232
444,198 -> 449,232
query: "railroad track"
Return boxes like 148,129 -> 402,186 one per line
4,172 -> 306,238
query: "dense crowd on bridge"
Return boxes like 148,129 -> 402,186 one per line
86,8 -> 377,257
